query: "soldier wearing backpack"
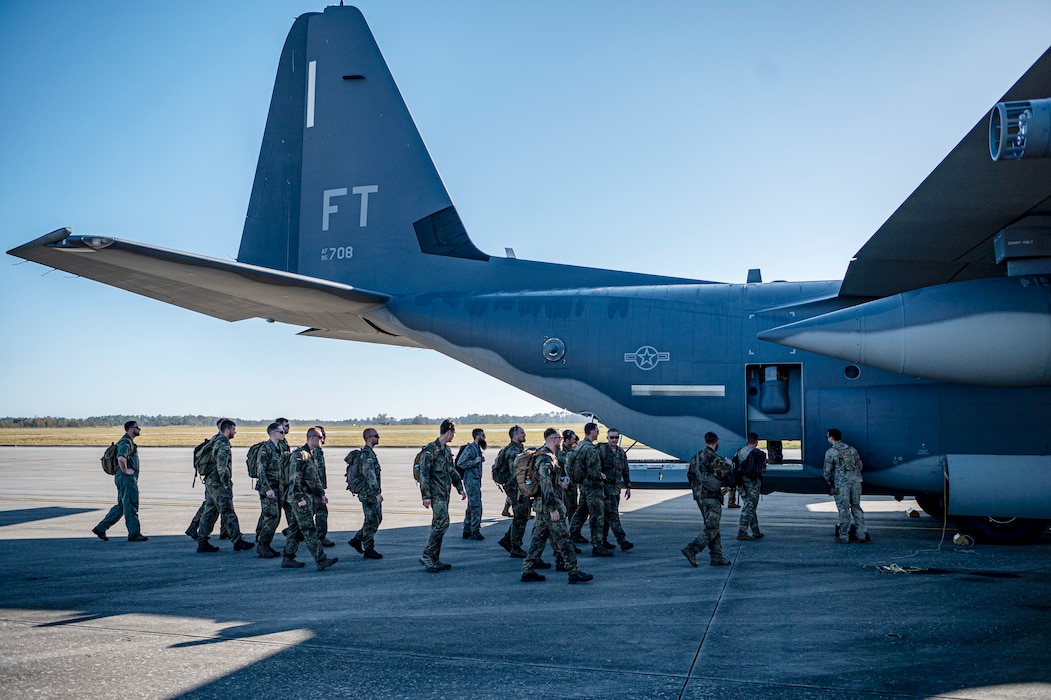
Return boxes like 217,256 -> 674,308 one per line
457,428 -> 487,541
185,418 -> 236,542
196,419 -> 255,554
419,420 -> 466,572
520,429 -> 594,584
253,422 -> 288,558
494,425 -> 529,558
557,430 -> 580,526
347,428 -> 384,559
569,423 -> 612,557
824,428 -> 869,543
733,433 -> 766,541
282,428 -> 338,570
681,431 -> 732,567
92,421 -> 148,543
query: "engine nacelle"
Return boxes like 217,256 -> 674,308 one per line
990,98 -> 1051,160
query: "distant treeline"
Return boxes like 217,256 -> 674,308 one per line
0,411 -> 586,429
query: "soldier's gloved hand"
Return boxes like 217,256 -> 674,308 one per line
266,489 -> 275,499
458,490 -> 467,501
322,495 -> 329,504
624,487 -> 632,500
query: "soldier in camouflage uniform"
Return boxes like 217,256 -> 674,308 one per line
185,418 -> 234,541
419,420 -> 466,572
824,428 -> 869,543
282,428 -> 338,570
521,429 -> 594,584
568,423 -> 612,557
348,428 -> 384,559
495,425 -> 529,558
734,432 -> 765,540
681,431 -> 732,567
599,428 -> 634,551
93,421 -> 147,542
312,425 -> 335,548
557,430 -> 580,526
458,428 -> 487,541
197,420 -> 254,553
253,422 -> 287,558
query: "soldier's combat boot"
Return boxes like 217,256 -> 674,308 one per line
434,560 -> 452,571
601,539 -> 615,550
535,560 -> 552,569
521,571 -> 546,582
282,556 -> 305,568
508,545 -> 528,558
501,504 -> 512,517
754,531 -> 765,539
681,546 -> 698,567
363,548 -> 383,559
497,533 -> 512,553
620,540 -> 635,551
197,540 -> 220,553
419,554 -> 439,572
257,543 -> 279,558
737,531 -> 756,541
469,532 -> 485,541
320,537 -> 336,547
710,556 -> 732,566
128,533 -> 148,542
348,535 -> 363,553
91,527 -> 109,542
233,538 -> 255,551
592,546 -> 614,557
833,536 -> 849,544
568,570 -> 594,584
571,533 -> 589,544
316,556 -> 339,570
219,532 -> 229,540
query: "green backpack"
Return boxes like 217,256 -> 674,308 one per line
345,449 -> 365,494
412,444 -> 429,483
101,442 -> 119,475
246,440 -> 267,479
193,437 -> 217,476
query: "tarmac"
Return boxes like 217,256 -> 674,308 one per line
1,445 -> 1049,699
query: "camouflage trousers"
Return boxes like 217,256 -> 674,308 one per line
190,483 -> 233,538
198,481 -> 244,544
502,480 -> 531,548
356,496 -> 383,550
313,496 -> 329,540
283,499 -> 324,562
423,493 -> 450,560
255,491 -> 285,544
462,466 -> 483,536
523,499 -> 578,575
686,496 -> 723,560
96,469 -> 140,537
737,477 -> 761,535
561,482 -> 579,523
569,483 -> 606,547
834,480 -> 867,537
602,485 -> 628,544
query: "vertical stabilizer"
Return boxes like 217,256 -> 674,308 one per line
237,6 -> 486,293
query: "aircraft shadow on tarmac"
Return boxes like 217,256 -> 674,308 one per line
2,493 -> 1050,698
0,506 -> 96,528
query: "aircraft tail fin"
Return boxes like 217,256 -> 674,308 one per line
237,7 -> 487,295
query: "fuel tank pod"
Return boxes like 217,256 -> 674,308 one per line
757,277 -> 1051,386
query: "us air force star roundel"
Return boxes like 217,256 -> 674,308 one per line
624,346 -> 670,370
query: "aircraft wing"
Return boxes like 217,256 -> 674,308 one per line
7,228 -> 421,346
839,47 -> 1051,299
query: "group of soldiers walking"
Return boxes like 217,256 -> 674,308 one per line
92,417 -> 871,578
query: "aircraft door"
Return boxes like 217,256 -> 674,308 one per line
746,364 -> 803,465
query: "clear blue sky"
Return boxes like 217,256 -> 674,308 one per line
2,1 -> 1049,421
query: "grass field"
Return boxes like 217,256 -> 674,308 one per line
0,424 -> 602,449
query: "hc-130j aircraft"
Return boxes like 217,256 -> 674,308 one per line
9,6 -> 1051,543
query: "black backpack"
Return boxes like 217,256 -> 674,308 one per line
734,448 -> 766,481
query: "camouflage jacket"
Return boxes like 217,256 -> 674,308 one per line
420,438 -> 463,501
116,434 -> 139,475
205,433 -> 233,489
576,438 -> 603,486
555,446 -> 575,482
358,444 -> 382,501
688,446 -> 728,500
456,441 -> 484,474
823,442 -> 864,485
287,443 -> 325,504
313,446 -> 328,490
534,447 -> 564,513
255,439 -> 284,495
598,442 -> 631,488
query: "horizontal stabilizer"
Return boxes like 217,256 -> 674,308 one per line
8,229 -> 397,335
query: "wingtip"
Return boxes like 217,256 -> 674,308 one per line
6,227 -> 73,257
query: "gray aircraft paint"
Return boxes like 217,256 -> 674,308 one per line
8,6 -> 1051,541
